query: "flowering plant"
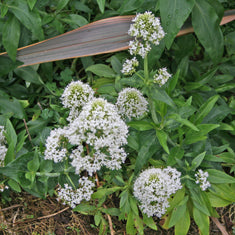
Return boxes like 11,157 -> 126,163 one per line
0,8 -> 234,235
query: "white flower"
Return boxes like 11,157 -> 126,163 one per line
57,177 -> 95,208
61,81 -> 95,121
153,68 -> 172,86
116,88 -> 148,120
68,98 -> 128,175
195,169 -> 211,191
121,57 -> 139,75
0,126 -> 7,167
0,184 -> 9,192
128,11 -> 165,57
44,127 -> 69,163
133,167 -> 182,217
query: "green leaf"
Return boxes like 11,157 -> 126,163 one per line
1,4 -> 8,17
27,0 -> 37,10
56,0 -> 70,12
4,142 -> 15,165
169,113 -> 199,131
156,129 -> 169,154
27,153 -> 40,172
191,151 -> 206,171
167,69 -> 180,94
194,95 -> 219,124
135,131 -> 158,174
149,86 -> 175,107
61,14 -> 88,28
207,169 -> 235,184
73,203 -> 96,215
134,215 -> 144,235
8,0 -> 44,40
5,119 -> 17,148
225,31 -> 235,55
101,208 -> 120,216
126,211 -> 137,235
143,214 -> 158,231
0,56 -> 22,76
160,0 -> 195,48
193,207 -> 209,235
207,192 -> 231,207
8,179 -> 21,192
40,160 -> 53,173
15,130 -> 27,153
209,184 -> 235,202
14,67 -> 44,85
0,97 -> 25,119
96,0 -> 105,13
92,186 -> 121,199
174,207 -> 190,235
168,196 -> 188,228
128,121 -> 153,131
86,64 -> 116,78
2,14 -> 20,61
192,0 -> 224,63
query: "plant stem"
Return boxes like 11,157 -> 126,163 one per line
144,55 -> 149,82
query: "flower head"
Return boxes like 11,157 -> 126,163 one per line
44,127 -> 69,163
121,57 -> 139,75
153,68 -> 171,86
61,81 -> 95,121
195,169 -> 211,191
116,88 -> 148,120
0,126 -> 7,167
128,11 -> 165,57
57,177 -> 95,208
68,98 -> 128,175
133,167 -> 182,217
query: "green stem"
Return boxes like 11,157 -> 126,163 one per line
144,55 -> 149,82
36,172 -> 60,177
135,72 -> 145,81
65,173 -> 76,190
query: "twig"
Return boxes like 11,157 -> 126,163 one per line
37,206 -> 70,220
37,102 -> 43,111
211,217 -> 229,235
103,204 -> 115,235
23,119 -> 33,145
14,206 -> 70,224
0,204 -> 23,212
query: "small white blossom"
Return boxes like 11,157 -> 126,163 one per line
195,169 -> 211,191
133,167 -> 182,217
44,127 -> 69,163
0,126 -> 7,167
57,177 -> 95,208
68,98 -> 128,175
129,40 -> 151,58
61,81 -> 95,121
121,57 -> 139,75
0,184 -> 9,192
128,11 -> 165,57
116,88 -> 148,120
153,68 -> 172,86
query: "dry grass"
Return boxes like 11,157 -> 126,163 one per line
0,192 -> 234,234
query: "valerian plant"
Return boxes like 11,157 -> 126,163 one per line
0,8 -> 235,235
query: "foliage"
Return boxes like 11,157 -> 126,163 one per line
0,0 -> 235,234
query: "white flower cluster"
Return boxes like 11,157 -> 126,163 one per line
133,167 -> 182,218
153,68 -> 172,87
128,11 -> 165,58
116,88 -> 148,120
44,127 -> 69,163
195,169 -> 211,191
121,57 -> 139,75
121,11 -> 165,75
68,98 -> 128,175
45,81 -> 129,177
0,126 -> 7,167
57,177 -> 95,208
61,81 -> 95,122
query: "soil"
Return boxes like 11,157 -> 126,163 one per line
0,192 -> 234,235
